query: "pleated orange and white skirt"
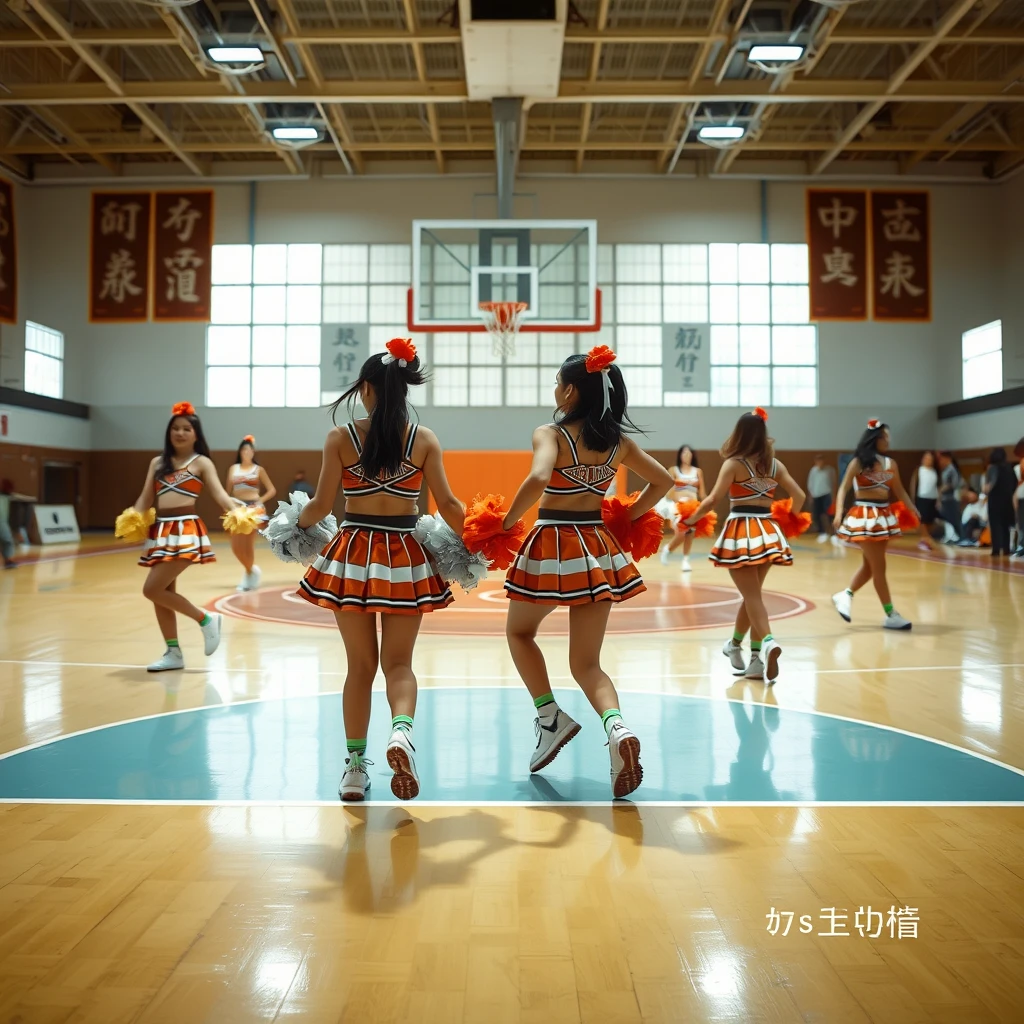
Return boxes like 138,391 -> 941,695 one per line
138,514 -> 215,567
298,513 -> 454,615
244,500 -> 269,525
709,509 -> 792,568
504,509 -> 646,606
837,500 -> 900,542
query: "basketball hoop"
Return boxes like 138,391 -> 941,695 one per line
479,301 -> 527,357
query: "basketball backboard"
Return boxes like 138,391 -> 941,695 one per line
408,219 -> 601,333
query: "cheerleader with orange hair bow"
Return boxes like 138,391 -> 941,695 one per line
130,402 -> 241,674
295,339 -> 464,803
831,419 -> 918,631
682,407 -> 805,686
501,346 -> 673,799
225,434 -> 277,592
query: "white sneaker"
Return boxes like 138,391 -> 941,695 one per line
762,639 -> 782,685
386,729 -> 420,800
722,638 -> 746,673
237,565 -> 263,592
681,556 -> 692,573
530,707 -> 581,772
832,590 -> 852,622
200,613 -> 222,656
817,533 -> 829,544
830,535 -> 842,547
660,545 -> 670,565
883,610 -> 912,631
147,647 -> 184,673
607,721 -> 643,798
235,571 -> 248,592
339,755 -> 372,801
744,653 -> 765,679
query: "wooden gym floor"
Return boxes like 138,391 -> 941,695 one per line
1,534 -> 1023,1022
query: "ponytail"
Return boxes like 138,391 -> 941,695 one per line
331,339 -> 427,479
556,347 -> 640,452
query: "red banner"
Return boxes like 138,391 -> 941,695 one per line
0,177 -> 16,324
807,189 -> 868,321
89,191 -> 152,322
870,190 -> 931,321
153,191 -> 214,321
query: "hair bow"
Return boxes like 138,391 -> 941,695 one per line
585,345 -> 616,416
382,338 -> 417,367
753,406 -> 768,422
243,435 -> 255,444
867,417 -> 881,429
171,401 -> 196,417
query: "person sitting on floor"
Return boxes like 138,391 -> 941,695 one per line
959,488 -> 988,546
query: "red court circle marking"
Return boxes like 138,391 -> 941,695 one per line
214,580 -> 813,635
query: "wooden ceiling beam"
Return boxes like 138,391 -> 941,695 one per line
402,0 -> 443,173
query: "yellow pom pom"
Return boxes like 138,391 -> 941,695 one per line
222,504 -> 262,536
114,507 -> 151,544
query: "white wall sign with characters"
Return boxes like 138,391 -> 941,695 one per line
321,324 -> 370,393
662,323 -> 711,393
32,505 -> 81,544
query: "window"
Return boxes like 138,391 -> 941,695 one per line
24,321 -> 64,399
962,320 -> 1002,400
207,244 -> 323,407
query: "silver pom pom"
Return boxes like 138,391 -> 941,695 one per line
262,491 -> 338,566
413,513 -> 489,592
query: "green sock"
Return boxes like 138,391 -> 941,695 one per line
731,629 -> 745,645
199,613 -> 211,627
750,639 -> 762,652
166,639 -> 179,648
601,709 -> 622,736
391,715 -> 414,733
883,603 -> 893,615
346,739 -> 366,758
534,693 -> 556,709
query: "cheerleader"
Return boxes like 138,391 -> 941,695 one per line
225,435 -> 277,592
832,419 -> 917,630
683,408 -> 805,685
502,347 -> 673,798
296,339 -> 463,802
658,444 -> 705,572
135,402 -> 238,672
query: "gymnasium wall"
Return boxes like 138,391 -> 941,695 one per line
8,175 -> 1006,458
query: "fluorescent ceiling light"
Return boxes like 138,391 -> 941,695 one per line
206,46 -> 264,63
748,44 -> 805,62
271,126 -> 321,141
697,125 -> 745,141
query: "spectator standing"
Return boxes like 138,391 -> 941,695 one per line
984,447 -> 1016,557
0,479 -> 17,569
1012,438 -> 1024,559
806,454 -> 836,544
910,451 -> 939,552
290,469 -> 315,499
937,451 -> 963,541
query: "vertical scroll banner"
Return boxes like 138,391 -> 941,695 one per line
807,189 -> 868,321
870,190 -> 930,321
89,191 -> 152,322
153,190 -> 214,321
0,177 -> 17,324
321,324 -> 370,394
662,323 -> 711,394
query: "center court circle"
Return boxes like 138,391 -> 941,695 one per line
213,580 -> 813,635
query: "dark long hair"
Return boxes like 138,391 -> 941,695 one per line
556,355 -> 639,452
676,444 -> 699,469
331,351 -> 427,479
721,413 -> 774,476
235,437 -> 258,466
855,422 -> 889,471
989,447 -> 1007,466
159,412 -> 211,477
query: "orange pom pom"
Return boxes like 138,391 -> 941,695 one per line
753,406 -> 768,422
601,494 -> 634,550
385,337 -> 417,364
171,401 -> 195,417
463,493 -> 527,571
675,499 -> 718,539
243,434 -> 255,444
602,493 -> 668,560
771,497 -> 812,538
890,500 -> 920,531
585,345 -> 616,374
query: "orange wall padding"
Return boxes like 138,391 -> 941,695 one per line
430,450 -> 537,525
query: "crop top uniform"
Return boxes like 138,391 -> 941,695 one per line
837,456 -> 902,542
708,457 -> 793,568
139,454 -> 216,567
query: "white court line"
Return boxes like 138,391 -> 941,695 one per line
1,684 -> 1022,789
1,799 -> 1022,808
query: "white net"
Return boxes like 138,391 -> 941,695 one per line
479,301 -> 527,357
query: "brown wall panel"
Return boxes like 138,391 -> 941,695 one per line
0,441 -> 90,529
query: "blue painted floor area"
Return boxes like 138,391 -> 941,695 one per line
2,689 -> 1023,803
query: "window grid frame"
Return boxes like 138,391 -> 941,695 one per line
24,320 -> 65,400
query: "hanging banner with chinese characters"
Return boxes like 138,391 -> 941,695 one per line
806,189 -> 868,321
89,191 -> 152,322
662,324 -> 711,394
0,177 -> 18,324
153,190 -> 214,321
870,191 -> 930,321
321,324 -> 370,394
